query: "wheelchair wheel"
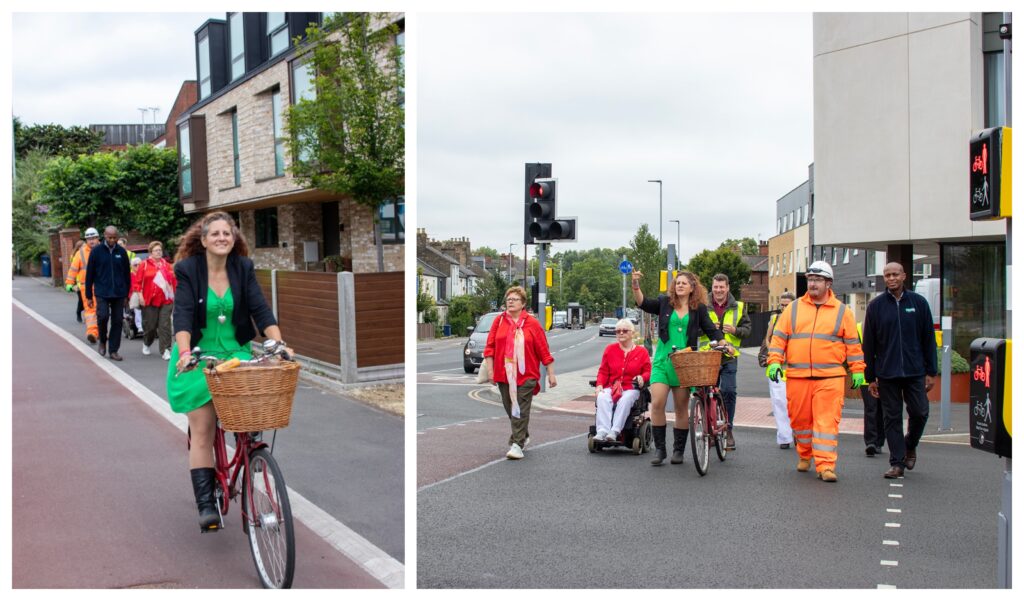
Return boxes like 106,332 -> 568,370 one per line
639,421 -> 652,454
588,435 -> 596,453
631,433 -> 642,455
688,393 -> 710,476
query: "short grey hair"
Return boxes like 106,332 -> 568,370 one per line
780,291 -> 796,301
615,318 -> 635,332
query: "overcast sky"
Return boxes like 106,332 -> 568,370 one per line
418,12 -> 813,264
12,12 -> 222,128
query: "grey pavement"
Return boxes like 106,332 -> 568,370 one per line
11,276 -> 405,571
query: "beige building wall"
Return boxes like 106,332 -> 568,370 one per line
813,12 -> 1004,250
768,228 -> 796,310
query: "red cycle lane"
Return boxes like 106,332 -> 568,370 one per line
11,305 -> 384,589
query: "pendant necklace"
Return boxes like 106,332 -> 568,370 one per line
217,297 -> 227,324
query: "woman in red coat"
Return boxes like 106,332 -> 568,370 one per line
131,240 -> 177,360
594,318 -> 652,441
483,286 -> 557,460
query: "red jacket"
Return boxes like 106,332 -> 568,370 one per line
484,312 -> 554,395
131,258 -> 177,307
596,343 -> 652,390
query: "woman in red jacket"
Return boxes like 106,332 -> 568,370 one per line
132,240 -> 177,360
483,286 -> 557,460
594,318 -> 652,441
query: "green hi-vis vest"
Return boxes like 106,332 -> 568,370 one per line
699,301 -> 745,347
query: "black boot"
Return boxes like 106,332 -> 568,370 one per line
190,468 -> 221,531
650,425 -> 667,465
671,428 -> 689,464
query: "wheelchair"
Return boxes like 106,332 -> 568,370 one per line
587,380 -> 653,455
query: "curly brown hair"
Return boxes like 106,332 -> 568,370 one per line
174,211 -> 249,262
668,271 -> 707,311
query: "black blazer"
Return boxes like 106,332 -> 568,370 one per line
172,254 -> 278,349
637,294 -> 723,348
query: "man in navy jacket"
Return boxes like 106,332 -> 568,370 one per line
85,225 -> 132,361
862,262 -> 937,479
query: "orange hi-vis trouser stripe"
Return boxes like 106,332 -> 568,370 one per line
79,287 -> 98,339
786,376 -> 845,473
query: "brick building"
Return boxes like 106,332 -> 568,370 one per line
175,12 -> 405,272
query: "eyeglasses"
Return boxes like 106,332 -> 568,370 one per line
506,297 -> 523,303
806,276 -> 827,283
615,329 -> 633,334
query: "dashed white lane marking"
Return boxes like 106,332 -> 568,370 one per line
885,523 -> 902,528
881,560 -> 899,567
883,540 -> 900,546
890,483 -> 903,487
889,494 -> 903,499
878,584 -> 897,589
887,508 -> 902,513
12,298 -> 404,588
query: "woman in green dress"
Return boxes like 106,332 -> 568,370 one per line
631,270 -> 726,466
167,212 -> 287,530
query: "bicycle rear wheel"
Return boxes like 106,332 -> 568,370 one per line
713,394 -> 728,462
243,447 -> 295,589
688,392 -> 710,476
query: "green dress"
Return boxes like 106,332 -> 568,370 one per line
166,287 -> 253,414
650,310 -> 690,387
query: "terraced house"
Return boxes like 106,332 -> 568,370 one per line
176,11 -> 405,273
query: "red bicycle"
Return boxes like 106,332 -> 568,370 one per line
180,340 -> 299,588
672,345 -> 731,476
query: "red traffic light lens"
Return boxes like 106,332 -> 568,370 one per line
529,182 -> 550,199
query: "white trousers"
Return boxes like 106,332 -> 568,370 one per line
595,389 -> 640,435
768,379 -> 793,444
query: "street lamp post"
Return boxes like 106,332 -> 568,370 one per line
509,243 -> 517,282
648,179 -> 663,249
669,219 -> 680,270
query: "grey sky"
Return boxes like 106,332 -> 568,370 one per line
13,12 -> 222,128
418,12 -> 813,264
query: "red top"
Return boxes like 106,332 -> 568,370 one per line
596,343 -> 652,390
131,257 -> 177,307
484,312 -> 554,395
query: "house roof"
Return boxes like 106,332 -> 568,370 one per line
742,255 -> 769,271
421,245 -> 459,264
417,259 -> 446,278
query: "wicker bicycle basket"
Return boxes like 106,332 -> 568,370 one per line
204,361 -> 301,432
670,350 -> 722,387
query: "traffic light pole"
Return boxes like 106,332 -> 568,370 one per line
538,242 -> 548,391
998,11 -> 1011,590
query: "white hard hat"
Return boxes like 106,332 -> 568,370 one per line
807,260 -> 834,280
84,227 -> 99,238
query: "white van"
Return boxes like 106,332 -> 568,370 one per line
914,278 -> 941,327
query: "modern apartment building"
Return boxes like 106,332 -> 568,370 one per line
176,12 -> 405,272
813,13 -> 1008,356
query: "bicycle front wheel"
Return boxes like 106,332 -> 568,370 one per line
713,395 -> 728,462
243,447 -> 295,589
688,393 -> 710,476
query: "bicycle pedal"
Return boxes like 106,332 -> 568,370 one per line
200,524 -> 220,533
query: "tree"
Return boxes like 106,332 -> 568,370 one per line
14,118 -> 104,160
12,150 -> 55,263
286,13 -> 404,272
627,223 -> 667,302
475,246 -> 500,261
447,294 -> 489,336
718,237 -> 760,256
473,269 -> 510,311
37,145 -> 189,252
563,257 -> 620,316
686,248 -> 752,299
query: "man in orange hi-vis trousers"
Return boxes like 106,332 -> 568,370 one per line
65,227 -> 101,343
766,261 -> 866,483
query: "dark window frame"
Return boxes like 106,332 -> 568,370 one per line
254,207 -> 279,248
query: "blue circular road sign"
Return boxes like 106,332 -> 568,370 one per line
619,260 -> 633,274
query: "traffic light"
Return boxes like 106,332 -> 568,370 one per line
527,178 -> 577,241
524,163 -> 551,244
969,127 -> 1012,221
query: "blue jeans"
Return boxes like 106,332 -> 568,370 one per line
717,359 -> 738,429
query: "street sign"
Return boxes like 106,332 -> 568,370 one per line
619,260 -> 633,274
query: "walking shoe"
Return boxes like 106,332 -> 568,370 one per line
142,343 -> 151,356
865,445 -> 878,457
523,436 -> 531,449
162,349 -> 171,361
818,469 -> 838,482
726,430 -> 736,451
595,429 -> 609,442
609,430 -> 620,441
796,458 -> 811,472
98,343 -> 106,356
779,443 -> 791,450
506,443 -> 524,460
109,352 -> 123,361
87,333 -> 97,344
904,448 -> 917,470
884,465 -> 905,479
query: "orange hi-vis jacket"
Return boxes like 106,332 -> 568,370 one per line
65,244 -> 93,287
766,289 -> 865,378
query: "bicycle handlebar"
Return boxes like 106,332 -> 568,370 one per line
175,339 -> 294,377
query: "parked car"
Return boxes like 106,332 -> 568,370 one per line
599,317 -> 618,337
463,311 -> 501,373
553,310 -> 568,329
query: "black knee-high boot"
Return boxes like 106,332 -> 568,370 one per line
650,425 -> 667,465
671,428 -> 689,464
190,467 -> 221,531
